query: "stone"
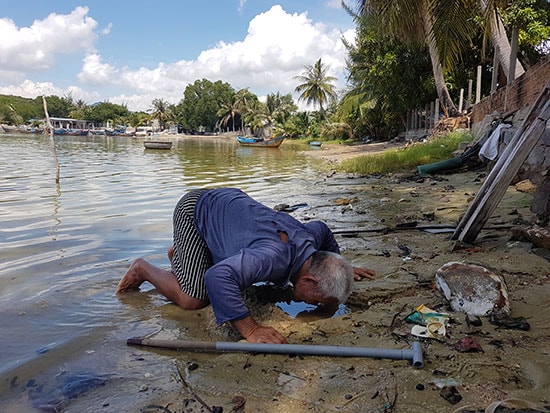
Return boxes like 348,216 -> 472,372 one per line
435,262 -> 510,316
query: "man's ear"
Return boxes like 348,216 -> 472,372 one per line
300,273 -> 318,285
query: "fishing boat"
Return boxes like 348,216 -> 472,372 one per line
236,135 -> 285,148
54,128 -> 90,136
144,140 -> 172,150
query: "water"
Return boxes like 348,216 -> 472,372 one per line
1,133 -> 368,411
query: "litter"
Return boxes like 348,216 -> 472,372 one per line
406,305 -> 450,340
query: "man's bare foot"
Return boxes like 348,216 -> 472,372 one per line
116,259 -> 146,294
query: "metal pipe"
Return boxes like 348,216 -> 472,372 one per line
127,337 -> 424,368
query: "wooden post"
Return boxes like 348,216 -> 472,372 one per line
508,27 -> 519,83
452,84 -> 550,244
430,101 -> 435,128
42,96 -> 60,184
458,88 -> 464,113
476,65 -> 482,103
491,53 -> 499,93
425,104 -> 430,131
467,79 -> 473,110
434,99 -> 440,125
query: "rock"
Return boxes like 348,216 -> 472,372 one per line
435,262 -> 510,316
511,225 -> 550,250
439,386 -> 462,404
514,179 -> 536,194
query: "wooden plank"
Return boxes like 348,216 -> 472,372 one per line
452,85 -> 549,238
452,84 -> 550,243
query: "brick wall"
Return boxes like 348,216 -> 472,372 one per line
471,56 -> 549,225
471,56 -> 550,124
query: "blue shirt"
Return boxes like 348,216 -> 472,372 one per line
194,188 -> 340,324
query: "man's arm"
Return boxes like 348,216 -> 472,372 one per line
231,316 -> 288,344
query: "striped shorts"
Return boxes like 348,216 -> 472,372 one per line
171,189 -> 212,301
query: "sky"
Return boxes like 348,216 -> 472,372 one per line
0,1 -> 357,112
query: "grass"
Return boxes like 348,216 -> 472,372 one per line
339,131 -> 474,175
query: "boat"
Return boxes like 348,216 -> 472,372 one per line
309,141 -> 322,147
236,135 -> 285,148
54,128 -> 90,136
144,140 -> 172,150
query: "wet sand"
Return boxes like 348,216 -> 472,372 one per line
9,137 -> 544,413
106,141 -> 549,413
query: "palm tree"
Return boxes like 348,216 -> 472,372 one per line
234,89 -> 256,132
352,0 -> 526,100
150,98 -> 171,130
69,99 -> 89,120
350,0 -> 466,115
243,100 -> 270,136
265,92 -> 298,126
480,0 -> 525,80
217,95 -> 239,132
293,58 -> 338,118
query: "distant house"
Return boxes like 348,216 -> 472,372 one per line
45,117 -> 95,130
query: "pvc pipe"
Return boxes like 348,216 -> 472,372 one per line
127,337 -> 424,368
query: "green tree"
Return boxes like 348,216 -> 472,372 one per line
243,98 -> 269,135
234,88 -> 257,132
87,102 -> 130,125
127,112 -> 150,129
43,95 -> 75,118
150,98 -> 172,130
217,93 -> 239,132
339,16 -> 435,139
69,99 -> 89,120
349,1 -> 470,115
265,92 -> 298,126
180,79 -> 235,132
0,95 -> 42,124
293,58 -> 338,118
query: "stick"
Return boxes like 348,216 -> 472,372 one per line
127,338 -> 424,368
42,96 -> 60,184
332,224 -> 512,235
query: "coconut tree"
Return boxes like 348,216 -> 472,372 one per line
217,95 -> 239,132
293,58 -> 338,118
350,0 -> 470,115
266,92 -> 298,126
151,98 -> 171,131
69,99 -> 89,120
234,89 -> 256,133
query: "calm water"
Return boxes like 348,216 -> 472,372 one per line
1,134 -> 370,411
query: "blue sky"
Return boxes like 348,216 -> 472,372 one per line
0,1 -> 357,112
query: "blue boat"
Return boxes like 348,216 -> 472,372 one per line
236,135 -> 285,148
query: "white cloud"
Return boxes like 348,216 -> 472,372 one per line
0,7 -> 97,73
102,22 -> 113,35
0,5 -> 353,112
78,54 -> 119,85
111,5 -> 351,111
0,79 -> 100,103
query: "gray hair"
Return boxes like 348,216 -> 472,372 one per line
309,251 -> 354,304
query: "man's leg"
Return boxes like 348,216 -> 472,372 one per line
116,258 -> 208,310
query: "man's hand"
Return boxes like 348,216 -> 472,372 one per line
353,266 -> 376,281
231,316 -> 288,344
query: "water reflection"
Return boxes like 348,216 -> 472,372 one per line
0,133 -> 365,410
0,134 -> 324,368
